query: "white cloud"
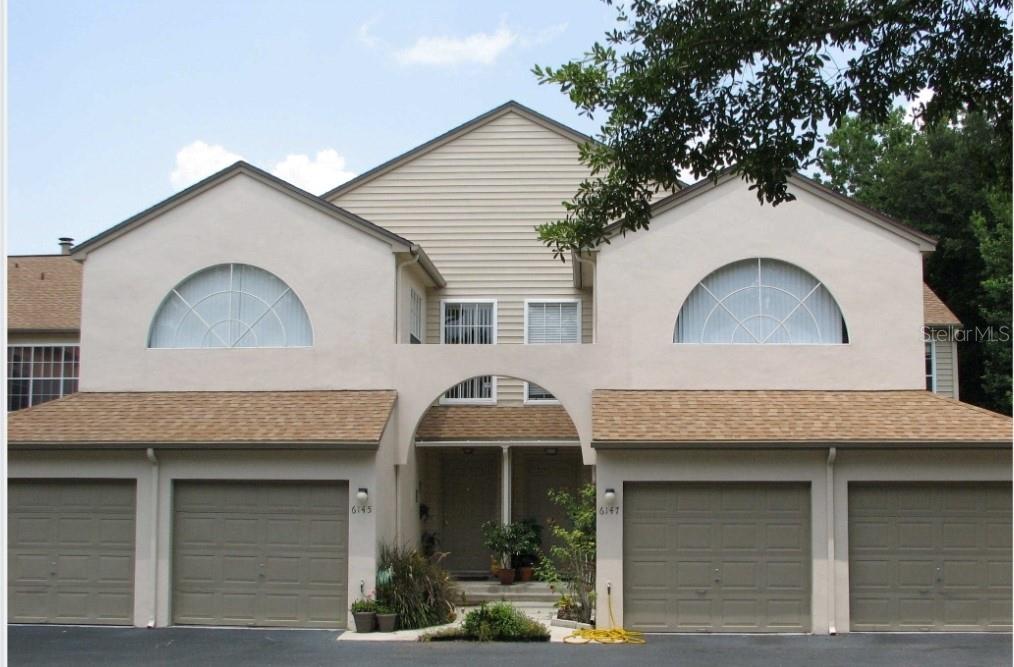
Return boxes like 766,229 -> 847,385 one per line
170,141 -> 243,189
270,149 -> 356,194
394,24 -> 517,66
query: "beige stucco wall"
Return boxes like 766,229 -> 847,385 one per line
75,173 -> 932,469
594,446 -> 1012,634
79,172 -> 399,393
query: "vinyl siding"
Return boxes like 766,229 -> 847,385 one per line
933,335 -> 957,398
331,111 -> 593,405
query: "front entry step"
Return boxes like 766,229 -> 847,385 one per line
456,581 -> 559,606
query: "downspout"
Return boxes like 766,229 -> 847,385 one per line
145,447 -> 159,628
395,249 -> 423,343
573,252 -> 597,342
826,446 -> 837,635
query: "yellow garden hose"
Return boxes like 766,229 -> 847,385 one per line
563,585 -> 645,645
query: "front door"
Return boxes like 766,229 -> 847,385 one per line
440,449 -> 500,575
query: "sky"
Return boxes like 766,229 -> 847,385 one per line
7,0 -> 619,254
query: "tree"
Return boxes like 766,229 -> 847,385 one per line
533,0 -> 1012,255
972,193 -> 1013,411
818,110 -> 1012,413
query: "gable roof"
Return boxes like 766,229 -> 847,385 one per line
322,100 -> 596,200
592,390 -> 1011,447
923,283 -> 962,327
415,405 -> 579,442
8,390 -> 397,448
7,255 -> 82,332
605,168 -> 937,252
69,161 -> 445,286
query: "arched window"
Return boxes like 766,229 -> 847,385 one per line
148,264 -> 312,348
675,258 -> 847,344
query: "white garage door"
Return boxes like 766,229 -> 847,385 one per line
624,482 -> 811,632
8,479 -> 136,624
172,480 -> 348,628
849,483 -> 1012,631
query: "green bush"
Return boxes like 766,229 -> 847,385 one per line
534,483 -> 596,624
458,603 -> 549,642
376,543 -> 458,629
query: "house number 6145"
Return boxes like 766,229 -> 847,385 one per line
352,505 -> 373,514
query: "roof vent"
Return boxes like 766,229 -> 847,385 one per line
58,237 -> 74,255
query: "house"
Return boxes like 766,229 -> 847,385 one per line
7,101 -> 1011,634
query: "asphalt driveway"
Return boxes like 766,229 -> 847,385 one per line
8,626 -> 1012,667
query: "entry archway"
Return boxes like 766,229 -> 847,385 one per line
412,375 -> 589,578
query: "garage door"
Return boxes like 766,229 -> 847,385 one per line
849,483 -> 1012,631
172,480 -> 348,628
8,479 -> 136,624
624,483 -> 810,632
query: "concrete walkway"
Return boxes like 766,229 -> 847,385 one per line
9,626 -> 1012,667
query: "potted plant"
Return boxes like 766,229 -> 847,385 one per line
376,602 -> 398,633
481,521 -> 517,585
513,519 -> 542,582
351,596 -> 377,633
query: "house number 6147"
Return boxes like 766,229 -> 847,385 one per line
599,506 -> 620,515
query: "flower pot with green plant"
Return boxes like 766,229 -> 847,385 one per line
375,601 -> 398,633
351,597 -> 377,633
512,519 -> 542,582
482,521 -> 529,585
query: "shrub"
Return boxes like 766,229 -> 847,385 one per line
377,543 -> 458,629
534,483 -> 596,624
419,603 -> 549,642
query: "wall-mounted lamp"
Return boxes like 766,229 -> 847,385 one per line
544,447 -> 558,455
603,488 -> 617,507
462,447 -> 474,455
356,488 -> 369,507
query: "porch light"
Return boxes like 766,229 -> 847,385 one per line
356,488 -> 369,506
544,448 -> 558,455
462,447 -> 474,455
603,488 -> 617,507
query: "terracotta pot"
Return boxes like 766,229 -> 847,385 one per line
497,567 -> 516,585
518,566 -> 534,582
352,611 -> 376,633
376,613 -> 398,633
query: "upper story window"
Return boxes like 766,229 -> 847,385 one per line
7,345 -> 79,411
525,300 -> 580,344
441,300 -> 496,403
925,341 -> 936,391
410,288 -> 423,344
148,263 -> 312,348
675,258 -> 847,344
523,299 -> 581,403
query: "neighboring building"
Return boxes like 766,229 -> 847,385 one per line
8,102 -> 1011,634
7,249 -> 81,411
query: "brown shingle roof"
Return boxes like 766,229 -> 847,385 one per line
8,390 -> 396,447
923,283 -> 962,326
7,255 -> 82,332
415,405 -> 578,441
592,390 -> 1011,446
